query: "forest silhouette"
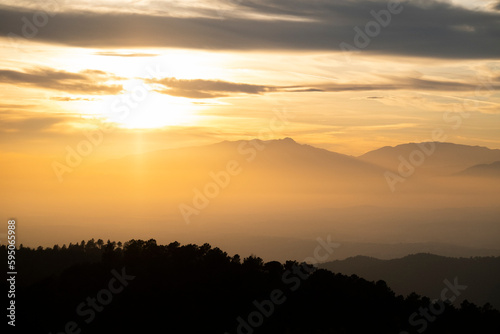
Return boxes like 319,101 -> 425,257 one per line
3,239 -> 499,333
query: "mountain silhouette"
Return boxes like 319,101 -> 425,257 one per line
90,137 -> 387,183
359,142 -> 500,176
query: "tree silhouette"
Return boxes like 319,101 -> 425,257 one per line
2,239 -> 499,334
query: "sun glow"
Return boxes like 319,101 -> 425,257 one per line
69,85 -> 203,129
42,49 -> 230,129
106,91 -> 201,129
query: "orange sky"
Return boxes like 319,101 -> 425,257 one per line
0,0 -> 499,164
1,1 -> 500,255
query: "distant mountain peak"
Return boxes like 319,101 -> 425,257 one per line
280,137 -> 296,143
220,137 -> 298,146
260,137 -> 298,145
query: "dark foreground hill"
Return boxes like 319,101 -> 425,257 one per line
3,240 -> 500,334
319,253 -> 500,310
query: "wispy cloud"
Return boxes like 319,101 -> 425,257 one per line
2,64 -> 492,101
0,103 -> 39,110
146,74 -> 499,99
94,52 -> 159,57
146,77 -> 278,98
50,96 -> 96,101
317,76 -> 500,93
0,113 -> 68,133
0,68 -> 123,95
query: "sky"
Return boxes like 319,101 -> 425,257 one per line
1,0 -> 499,163
1,0 -> 500,254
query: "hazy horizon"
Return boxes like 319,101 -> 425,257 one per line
3,1 -> 500,332
3,137 -> 500,262
1,0 -> 499,261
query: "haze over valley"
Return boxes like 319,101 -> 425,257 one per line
4,138 -> 499,261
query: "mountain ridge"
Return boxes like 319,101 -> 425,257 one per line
359,141 -> 500,175
91,138 -> 500,179
320,252 -> 500,309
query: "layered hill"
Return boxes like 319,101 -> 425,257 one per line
320,253 -> 500,309
457,160 -> 500,178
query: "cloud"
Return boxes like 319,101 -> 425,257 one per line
317,76 -> 500,93
284,88 -> 325,93
146,77 -> 278,98
145,73 -> 495,99
0,68 -> 123,95
93,52 -> 159,57
0,103 -> 38,110
1,66 -> 495,102
50,96 -> 95,101
1,0 -> 500,58
0,113 -> 67,133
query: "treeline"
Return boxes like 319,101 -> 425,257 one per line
2,239 -> 499,333
6,238 -> 122,287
